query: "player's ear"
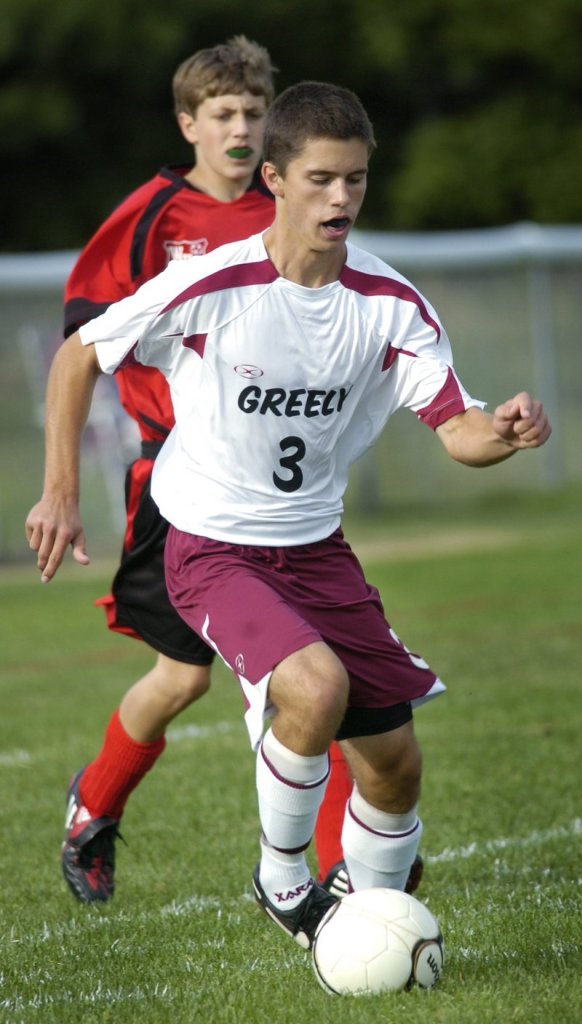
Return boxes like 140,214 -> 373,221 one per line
177,111 -> 198,145
262,162 -> 284,197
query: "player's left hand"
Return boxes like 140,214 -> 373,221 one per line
492,392 -> 552,449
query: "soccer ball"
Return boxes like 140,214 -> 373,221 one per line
312,887 -> 444,996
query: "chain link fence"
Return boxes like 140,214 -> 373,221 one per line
2,224 -> 581,561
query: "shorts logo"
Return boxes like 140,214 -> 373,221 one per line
235,364 -> 264,379
163,238 -> 209,261
235,654 -> 245,675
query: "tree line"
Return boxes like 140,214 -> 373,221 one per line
2,0 -> 581,251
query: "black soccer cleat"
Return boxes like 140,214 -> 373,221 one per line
61,768 -> 121,904
252,865 -> 338,950
320,860 -> 351,899
321,853 -> 424,898
405,853 -> 424,895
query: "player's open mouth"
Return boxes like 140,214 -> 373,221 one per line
322,217 -> 350,236
227,147 -> 253,159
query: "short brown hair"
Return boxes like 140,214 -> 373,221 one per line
263,81 -> 376,175
173,35 -> 277,117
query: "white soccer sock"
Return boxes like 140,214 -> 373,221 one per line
256,728 -> 330,909
342,785 -> 423,892
258,837 -> 315,912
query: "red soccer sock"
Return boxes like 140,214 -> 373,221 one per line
79,709 -> 166,820
314,740 -> 353,880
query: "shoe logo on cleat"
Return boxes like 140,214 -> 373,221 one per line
65,798 -> 92,833
64,797 -> 79,831
274,879 -> 313,904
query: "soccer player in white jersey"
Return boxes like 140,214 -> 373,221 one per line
28,81 -> 551,949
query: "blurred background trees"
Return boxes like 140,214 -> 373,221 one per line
2,0 -> 582,250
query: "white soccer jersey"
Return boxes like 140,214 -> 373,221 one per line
80,232 -> 483,544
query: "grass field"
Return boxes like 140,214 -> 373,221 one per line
1,488 -> 580,1023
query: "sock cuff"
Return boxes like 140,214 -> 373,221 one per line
349,786 -> 418,836
106,709 -> 166,771
261,728 -> 329,785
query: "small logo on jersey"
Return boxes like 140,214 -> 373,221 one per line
235,364 -> 264,379
235,654 -> 245,674
163,238 -> 209,262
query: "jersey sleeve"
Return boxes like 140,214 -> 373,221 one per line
78,262 -> 181,373
77,252 -> 222,381
382,306 -> 485,428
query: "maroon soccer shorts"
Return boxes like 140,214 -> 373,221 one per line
165,527 -> 445,748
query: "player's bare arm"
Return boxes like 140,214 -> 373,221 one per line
436,391 -> 551,467
25,334 -> 101,582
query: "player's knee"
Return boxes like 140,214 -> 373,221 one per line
315,679 -> 348,729
179,665 -> 212,703
155,656 -> 212,707
305,659 -> 350,735
270,643 -> 349,744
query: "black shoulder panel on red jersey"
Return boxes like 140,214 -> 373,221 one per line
130,179 -> 184,282
64,297 -> 112,337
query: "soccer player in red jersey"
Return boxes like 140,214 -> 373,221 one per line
58,37 -> 278,903
26,35 -> 350,903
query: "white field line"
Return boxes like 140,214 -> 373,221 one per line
165,720 -> 240,743
2,819 -> 579,1013
0,749 -> 31,767
1,983 -> 175,1014
426,818 -> 581,865
0,722 -> 241,769
4,818 -> 578,953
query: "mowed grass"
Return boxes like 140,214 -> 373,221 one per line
0,489 -> 580,1024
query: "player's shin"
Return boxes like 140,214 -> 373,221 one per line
341,786 -> 423,891
256,728 -> 330,910
80,709 -> 166,818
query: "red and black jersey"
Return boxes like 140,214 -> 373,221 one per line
64,165 -> 274,442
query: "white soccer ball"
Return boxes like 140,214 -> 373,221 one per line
312,887 -> 444,996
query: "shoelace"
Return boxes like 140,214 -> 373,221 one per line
293,886 -> 337,942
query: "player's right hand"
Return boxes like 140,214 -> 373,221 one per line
25,497 -> 90,582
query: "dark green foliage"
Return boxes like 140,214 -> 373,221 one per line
2,0 -> 582,249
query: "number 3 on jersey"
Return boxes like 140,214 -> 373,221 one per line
273,436 -> 306,493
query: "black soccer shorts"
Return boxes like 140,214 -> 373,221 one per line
97,456 -> 215,666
